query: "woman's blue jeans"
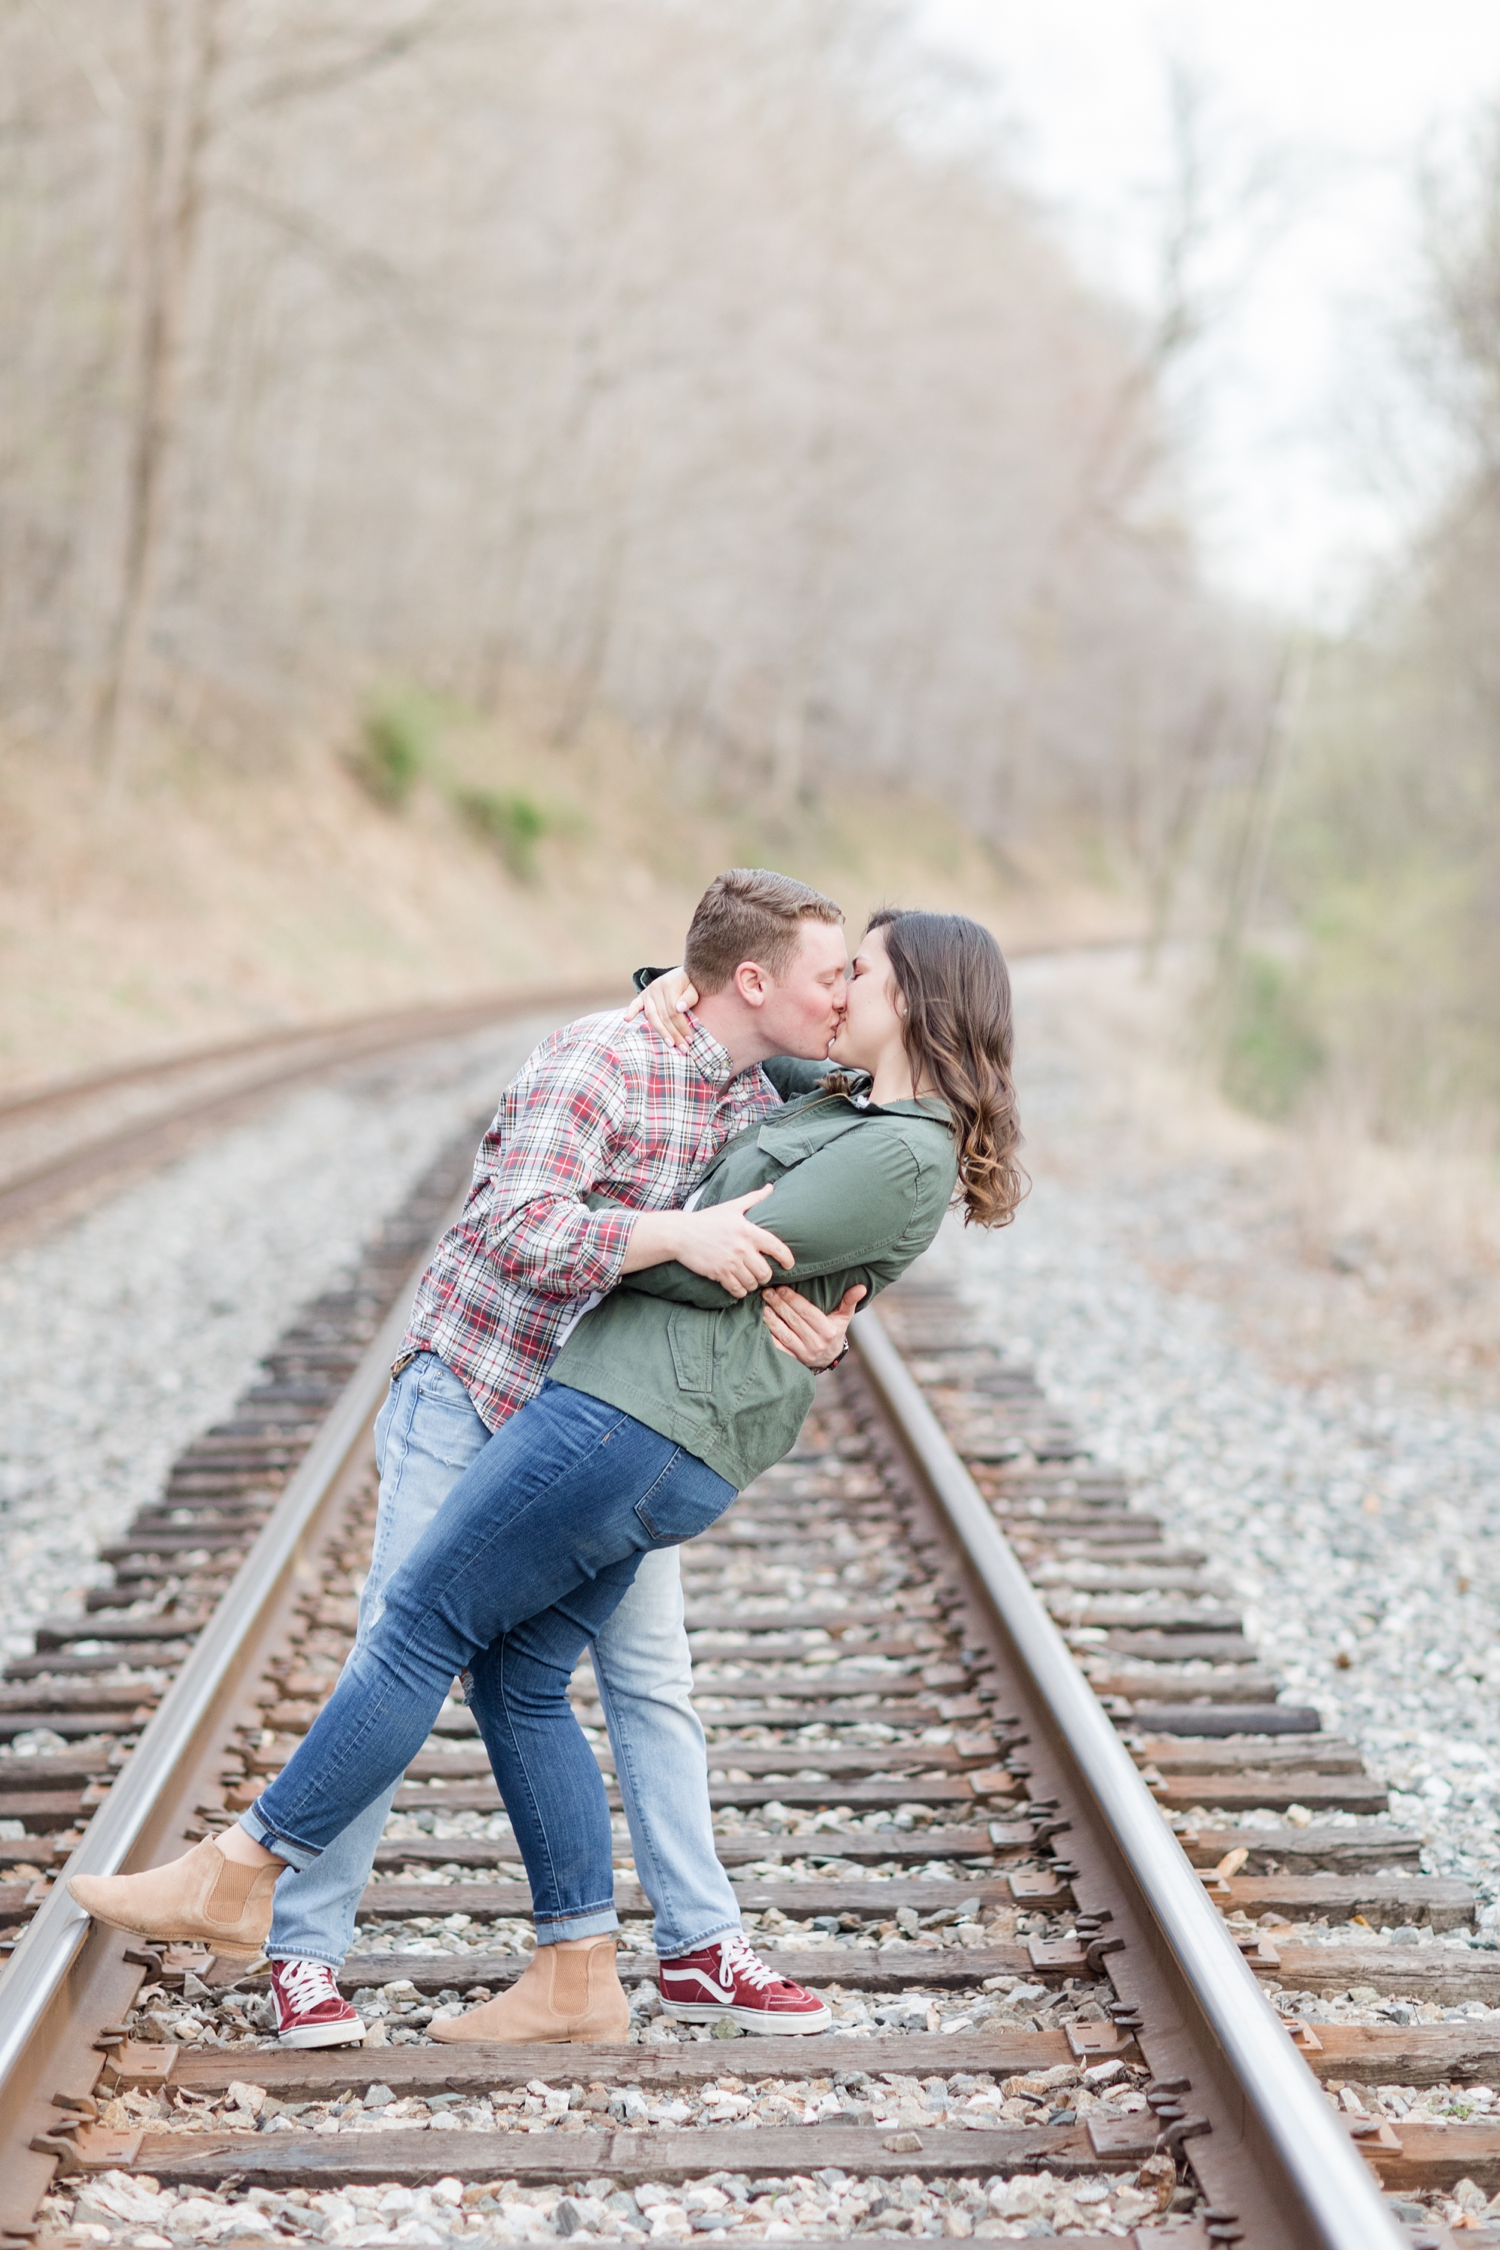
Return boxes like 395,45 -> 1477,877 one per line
245,1382 -> 735,1942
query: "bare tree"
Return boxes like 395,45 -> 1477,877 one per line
90,0 -> 225,785
0,0 -> 1263,889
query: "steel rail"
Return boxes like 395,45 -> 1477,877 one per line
0,984 -> 611,1230
0,1242 -> 1408,2242
851,1305 -> 1403,2250
0,943 -> 1139,1132
0,1242 -> 441,2226
0,987 -> 607,1125
0,982 -> 597,2217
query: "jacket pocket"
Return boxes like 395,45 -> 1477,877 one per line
754,1110 -> 865,1167
667,1307 -> 717,1395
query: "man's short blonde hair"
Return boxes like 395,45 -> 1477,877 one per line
684,868 -> 843,993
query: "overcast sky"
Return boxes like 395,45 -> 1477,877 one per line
918,0 -> 1500,619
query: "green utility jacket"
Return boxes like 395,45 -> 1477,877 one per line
549,1082 -> 957,1489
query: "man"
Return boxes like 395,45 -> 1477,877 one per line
265,869 -> 864,2046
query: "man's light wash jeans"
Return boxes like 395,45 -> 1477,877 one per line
267,1353 -> 744,1964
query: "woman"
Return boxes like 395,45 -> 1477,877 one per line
72,910 -> 1025,2042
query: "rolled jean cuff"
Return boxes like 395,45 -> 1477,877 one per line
240,1802 -> 321,1874
533,1904 -> 620,1946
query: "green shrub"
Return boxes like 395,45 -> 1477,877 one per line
458,788 -> 549,880
352,694 -> 439,808
1221,951 -> 1325,1119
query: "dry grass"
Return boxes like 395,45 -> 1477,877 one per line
0,706 -> 1135,1094
1025,947 -> 1500,1400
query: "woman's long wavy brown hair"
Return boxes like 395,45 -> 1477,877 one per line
866,906 -> 1027,1228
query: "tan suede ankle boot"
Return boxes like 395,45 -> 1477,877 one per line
69,1837 -> 281,1961
430,1936 -> 630,2045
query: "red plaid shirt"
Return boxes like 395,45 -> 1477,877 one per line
403,1008 -> 783,1430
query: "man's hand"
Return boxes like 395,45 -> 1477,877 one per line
673,1187 -> 795,1297
623,1186 -> 795,1298
623,965 -> 698,1051
762,1282 -> 867,1368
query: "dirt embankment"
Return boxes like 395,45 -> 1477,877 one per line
1020,948 -> 1500,1404
0,719 -> 1135,1097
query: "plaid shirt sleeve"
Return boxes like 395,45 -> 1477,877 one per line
464,1033 -> 640,1298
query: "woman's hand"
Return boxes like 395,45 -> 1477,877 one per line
763,1283 -> 866,1367
622,965 -> 699,1051
622,1186 -> 795,1297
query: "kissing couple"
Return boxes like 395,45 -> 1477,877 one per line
72,868 -> 1024,2048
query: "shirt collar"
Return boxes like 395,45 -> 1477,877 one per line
682,1016 -> 741,1093
825,1080 -> 953,1125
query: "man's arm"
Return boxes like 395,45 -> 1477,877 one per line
469,1041 -> 641,1297
620,1127 -> 925,1310
478,1038 -> 802,1301
620,1189 -> 794,1298
590,1183 -> 858,1359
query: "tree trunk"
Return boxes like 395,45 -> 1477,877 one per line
93,0 -> 226,788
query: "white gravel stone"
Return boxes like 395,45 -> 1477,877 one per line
933,958 -> 1500,1917
46,2146 -> 1178,2243
0,1016 -> 555,1658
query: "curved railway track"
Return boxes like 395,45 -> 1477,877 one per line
0,941 -> 1128,1238
0,989 -> 609,1238
0,1121 -> 1489,2247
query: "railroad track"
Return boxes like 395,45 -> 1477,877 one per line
0,1172 -> 1489,2247
0,988 -> 607,1238
0,943 -> 1129,1239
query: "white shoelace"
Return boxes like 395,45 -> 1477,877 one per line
276,1957 -> 342,2012
717,1933 -> 780,1991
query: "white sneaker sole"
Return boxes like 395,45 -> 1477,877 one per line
275,2016 -> 366,2049
660,1998 -> 832,2034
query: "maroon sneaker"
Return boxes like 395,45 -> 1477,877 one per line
270,1957 -> 365,2049
658,1932 -> 831,2034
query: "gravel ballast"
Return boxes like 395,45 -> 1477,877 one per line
937,956 -> 1500,1923
18,958 -> 1500,2240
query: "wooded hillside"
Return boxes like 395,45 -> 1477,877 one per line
1,2 -> 1265,869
